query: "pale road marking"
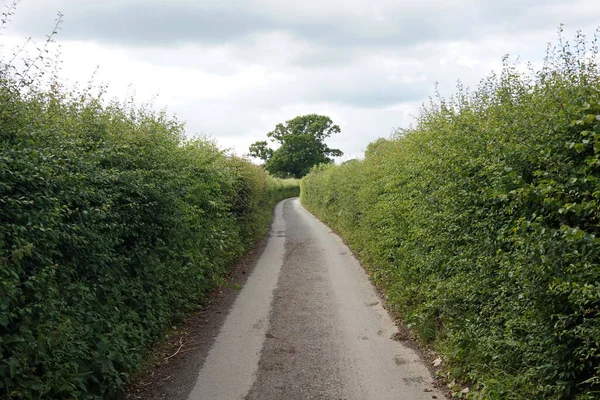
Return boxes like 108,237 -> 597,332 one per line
186,201 -> 286,400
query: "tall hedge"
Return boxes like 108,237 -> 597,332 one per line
301,33 -> 600,399
0,73 -> 298,399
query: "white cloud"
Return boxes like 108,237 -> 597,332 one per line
1,0 -> 599,158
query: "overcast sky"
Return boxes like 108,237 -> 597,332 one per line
3,0 -> 599,160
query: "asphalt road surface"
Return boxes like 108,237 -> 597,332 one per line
187,198 -> 445,400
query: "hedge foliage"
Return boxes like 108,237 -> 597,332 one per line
301,32 -> 600,399
0,71 -> 299,398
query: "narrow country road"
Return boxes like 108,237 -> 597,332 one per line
186,198 -> 445,400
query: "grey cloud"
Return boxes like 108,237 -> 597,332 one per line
227,65 -> 429,109
290,47 -> 358,68
6,0 -> 600,161
18,4 -> 443,48
12,0 -> 594,51
311,79 -> 428,108
16,4 -> 276,46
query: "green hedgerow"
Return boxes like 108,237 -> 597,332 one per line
301,29 -> 600,399
0,20 -> 298,399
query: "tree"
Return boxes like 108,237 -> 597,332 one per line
248,114 -> 343,178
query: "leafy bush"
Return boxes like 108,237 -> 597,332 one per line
0,57 -> 298,399
301,31 -> 600,399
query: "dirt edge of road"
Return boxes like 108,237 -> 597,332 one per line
122,225 -> 273,400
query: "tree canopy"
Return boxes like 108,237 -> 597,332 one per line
248,114 -> 343,178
